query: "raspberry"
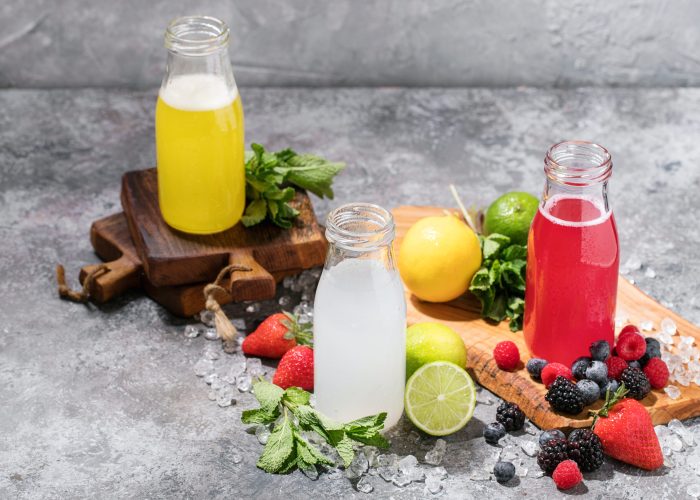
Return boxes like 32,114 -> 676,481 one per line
616,332 -> 646,361
643,358 -> 669,389
552,460 -> 582,490
541,363 -> 573,388
606,356 -> 628,381
493,341 -> 520,371
619,324 -> 640,337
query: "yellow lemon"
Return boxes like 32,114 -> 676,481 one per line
398,215 -> 481,302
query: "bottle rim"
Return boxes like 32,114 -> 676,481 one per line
165,16 -> 230,56
325,203 -> 395,251
545,140 -> 612,186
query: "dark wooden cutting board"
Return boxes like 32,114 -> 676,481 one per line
80,213 -> 312,317
121,168 -> 327,298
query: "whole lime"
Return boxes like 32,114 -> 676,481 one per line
406,322 -> 467,380
483,192 -> 539,245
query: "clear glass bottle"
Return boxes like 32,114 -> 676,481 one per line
314,203 -> 406,428
523,141 -> 619,366
156,16 -> 245,234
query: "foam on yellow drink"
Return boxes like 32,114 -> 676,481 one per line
156,73 -> 244,234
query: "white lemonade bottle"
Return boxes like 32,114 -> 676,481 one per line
314,203 -> 407,428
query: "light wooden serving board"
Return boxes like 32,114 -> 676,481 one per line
394,206 -> 700,429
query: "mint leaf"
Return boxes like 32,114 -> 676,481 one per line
334,433 -> 355,468
283,387 -> 310,406
241,198 -> 268,227
241,407 -> 278,425
257,412 -> 295,473
482,233 -> 511,260
252,381 -> 284,412
284,154 -> 345,199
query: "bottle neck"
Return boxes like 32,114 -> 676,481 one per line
542,140 -> 613,214
324,203 -> 397,270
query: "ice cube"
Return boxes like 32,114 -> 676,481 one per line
615,316 -> 628,328
424,475 -> 443,495
391,472 -> 412,487
293,301 -> 314,325
309,393 -> 316,408
424,439 -> 447,465
232,453 -> 242,464
222,339 -> 240,354
499,445 -> 519,462
255,425 -> 271,444
664,385 -> 682,400
657,332 -> 675,346
622,255 -> 642,273
346,451 -> 369,479
398,455 -> 419,475
356,477 -> 373,493
184,325 -> 202,338
207,389 -> 217,401
300,464 -> 319,480
520,440 -> 538,457
236,373 -> 253,392
640,320 -> 654,332
476,390 -> 494,405
668,419 -> 695,447
426,466 -> 448,480
661,317 -> 677,336
216,385 -> 235,407
516,465 -> 528,478
687,483 -> 700,498
199,310 -> 216,327
245,303 -> 260,314
528,469 -> 545,478
247,358 -> 265,378
223,357 -> 247,384
282,276 -> 295,289
644,267 -> 656,278
676,373 -> 691,387
204,373 -> 219,385
469,469 -> 491,481
278,295 -> 292,307
203,345 -> 220,360
204,328 -> 219,341
193,358 -> 214,377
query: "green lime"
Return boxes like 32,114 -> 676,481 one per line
483,192 -> 539,245
404,361 -> 477,436
406,322 -> 467,380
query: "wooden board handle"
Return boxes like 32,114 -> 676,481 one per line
79,255 -> 141,303
227,250 -> 276,301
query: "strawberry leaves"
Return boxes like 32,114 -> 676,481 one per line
243,381 -> 389,474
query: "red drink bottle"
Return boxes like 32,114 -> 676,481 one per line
523,141 -> 620,366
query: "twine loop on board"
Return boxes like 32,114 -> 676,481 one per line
203,264 -> 251,342
56,264 -> 108,303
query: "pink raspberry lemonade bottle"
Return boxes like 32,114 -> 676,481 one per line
523,141 -> 620,367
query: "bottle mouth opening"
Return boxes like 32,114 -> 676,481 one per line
325,203 -> 395,251
165,16 -> 229,56
545,140 -> 612,186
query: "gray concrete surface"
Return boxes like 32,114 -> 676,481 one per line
1,87 -> 700,498
3,0 -> 700,88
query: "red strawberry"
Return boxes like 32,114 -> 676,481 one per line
591,386 -> 663,470
643,358 -> 669,389
606,356 -> 628,381
616,332 -> 646,361
493,341 -> 520,371
272,346 -> 314,391
541,363 -> 573,388
242,312 -> 312,359
552,460 -> 582,490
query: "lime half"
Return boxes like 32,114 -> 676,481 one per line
404,361 -> 476,436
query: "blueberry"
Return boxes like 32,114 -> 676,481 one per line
576,379 -> 601,405
484,422 -> 507,445
628,360 -> 641,370
600,379 -> 620,398
493,461 -> 516,483
589,340 -> 611,361
571,356 -> 592,380
539,429 -> 566,447
526,358 -> 548,381
639,337 -> 661,367
585,360 -> 609,386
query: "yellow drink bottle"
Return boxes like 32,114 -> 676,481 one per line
156,16 -> 245,234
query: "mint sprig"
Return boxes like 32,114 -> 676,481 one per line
242,144 -> 345,229
242,380 -> 389,474
469,233 -> 527,331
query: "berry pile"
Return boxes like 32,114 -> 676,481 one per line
505,323 -> 670,414
482,401 -> 527,484
537,427 -> 603,490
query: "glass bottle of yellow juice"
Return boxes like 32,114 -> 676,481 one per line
156,16 -> 244,234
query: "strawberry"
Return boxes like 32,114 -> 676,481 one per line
272,345 -> 314,391
591,384 -> 663,470
242,312 -> 312,359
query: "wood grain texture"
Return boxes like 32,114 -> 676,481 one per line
394,205 -> 700,429
121,168 -> 327,289
81,213 -> 306,317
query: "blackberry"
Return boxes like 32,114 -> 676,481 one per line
493,461 -> 516,483
537,437 -> 569,473
483,422 -> 507,445
526,358 -> 548,381
571,356 -> 592,380
545,376 -> 585,414
539,429 -> 566,447
620,367 -> 651,400
567,429 -> 604,472
496,402 -> 525,431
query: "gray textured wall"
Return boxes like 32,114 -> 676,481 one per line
2,0 -> 700,88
